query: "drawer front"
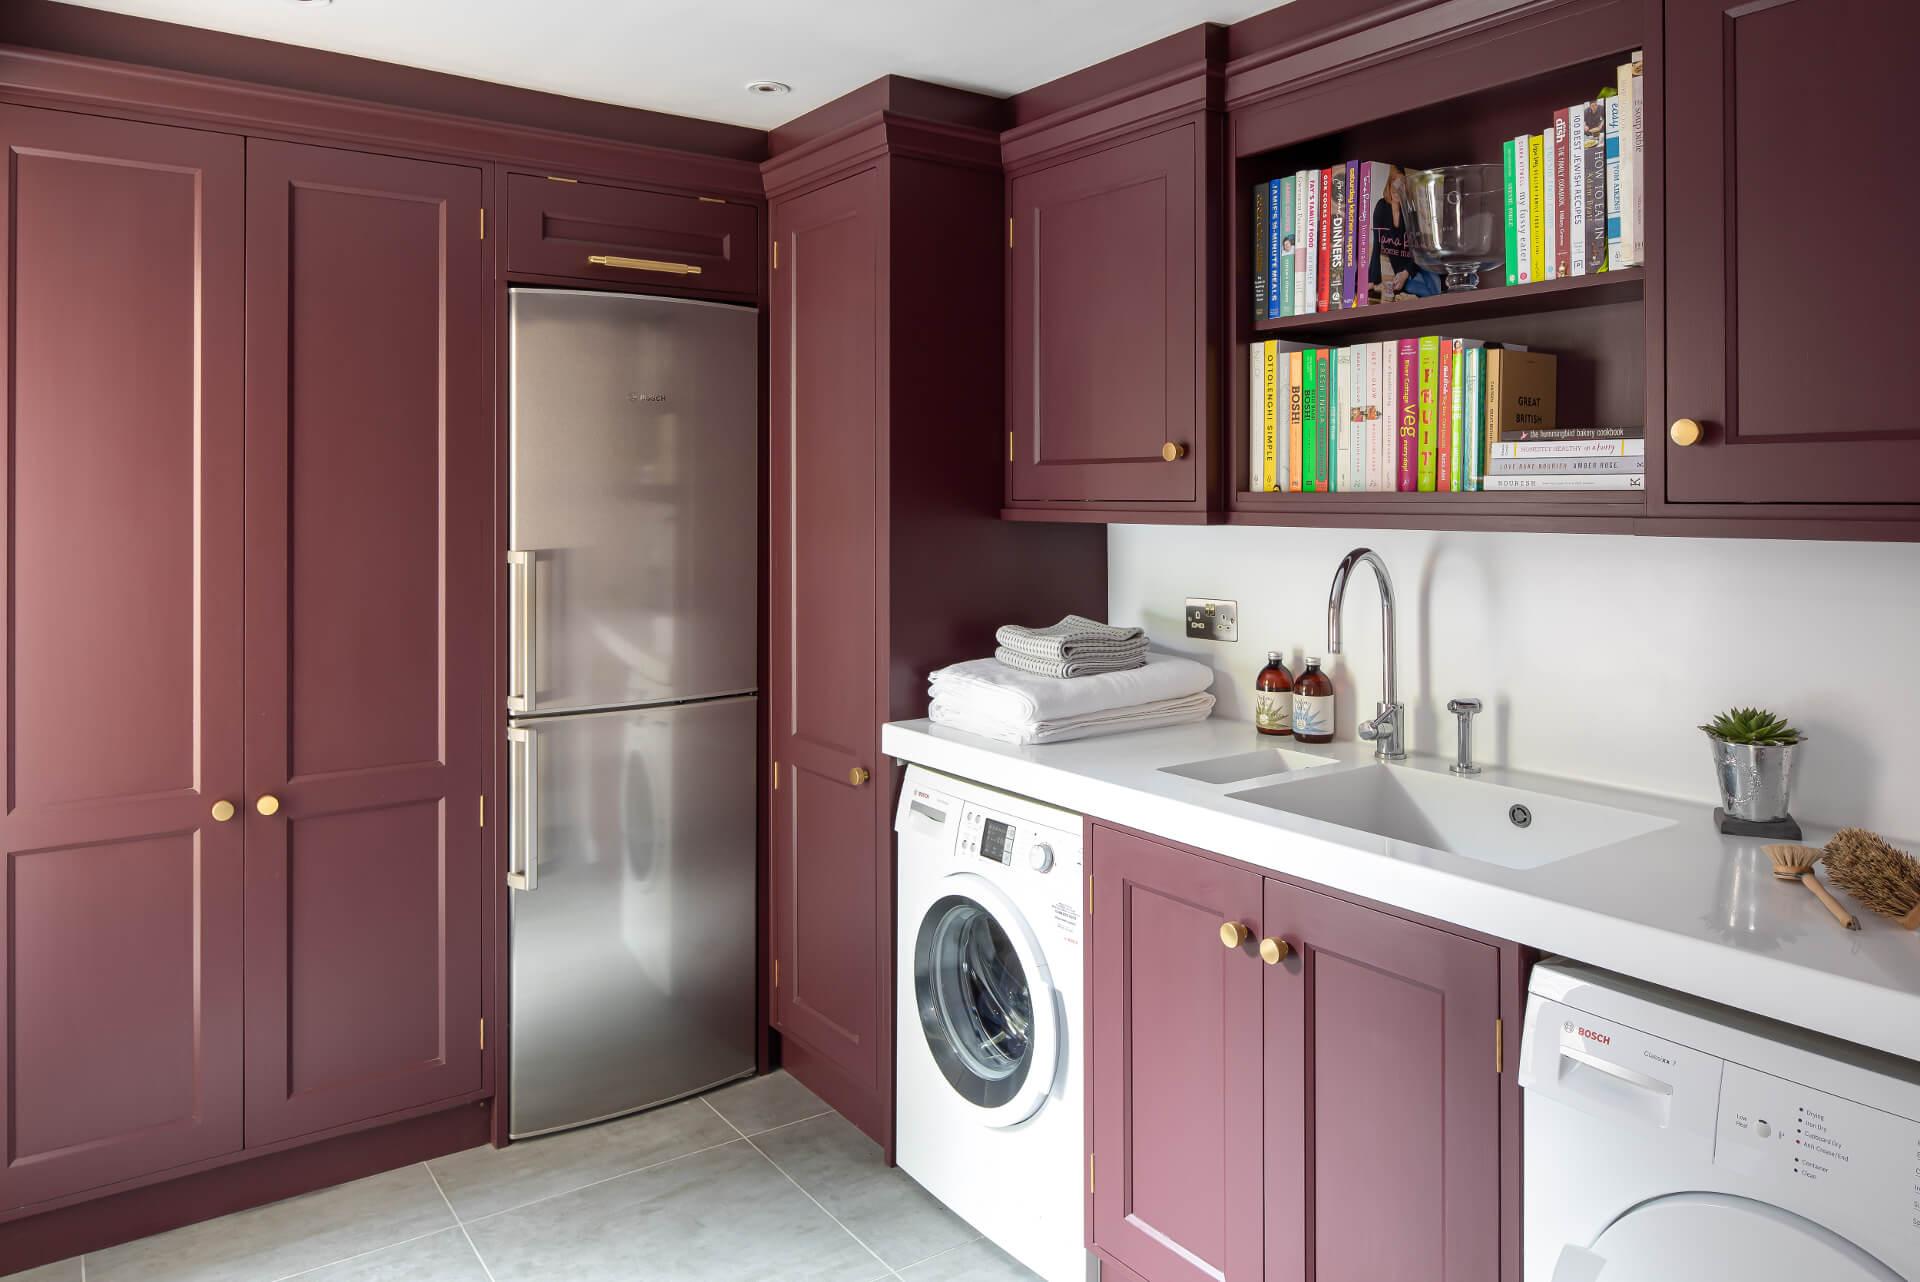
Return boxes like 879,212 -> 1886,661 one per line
507,173 -> 757,295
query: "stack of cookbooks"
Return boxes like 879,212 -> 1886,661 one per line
1483,426 -> 1644,491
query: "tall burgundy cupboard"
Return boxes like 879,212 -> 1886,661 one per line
0,110 -> 490,1217
763,90 -> 1106,1147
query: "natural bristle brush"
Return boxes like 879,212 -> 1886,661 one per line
1763,844 -> 1860,930
1822,828 -> 1920,931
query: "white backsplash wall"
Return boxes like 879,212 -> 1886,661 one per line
1108,524 -> 1920,838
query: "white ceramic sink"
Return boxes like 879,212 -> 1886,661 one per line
1160,746 -> 1341,785
1229,764 -> 1675,870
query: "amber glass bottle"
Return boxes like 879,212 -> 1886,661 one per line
1292,657 -> 1335,744
1254,651 -> 1294,736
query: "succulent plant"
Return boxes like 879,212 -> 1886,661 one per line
1699,707 -> 1803,746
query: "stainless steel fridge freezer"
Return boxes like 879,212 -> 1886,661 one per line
506,289 -> 758,1138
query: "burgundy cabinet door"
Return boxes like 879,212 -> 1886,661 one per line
0,107 -> 246,1210
768,168 -> 888,1122
504,172 -> 758,297
1665,0 -> 1920,505
1009,125 -> 1202,507
243,140 -> 489,1146
1088,825 -> 1264,1282
1263,881 -> 1501,1282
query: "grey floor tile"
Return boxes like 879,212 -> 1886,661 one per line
704,1070 -> 830,1136
465,1139 -> 885,1282
6,1259 -> 82,1281
752,1113 -> 975,1268
898,1238 -> 1044,1281
428,1096 -> 737,1220
85,1164 -> 455,1282
290,1229 -> 490,1282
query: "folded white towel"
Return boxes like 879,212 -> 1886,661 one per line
928,653 -> 1215,723
931,691 -> 1216,745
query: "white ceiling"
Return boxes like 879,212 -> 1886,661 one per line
51,0 -> 1287,130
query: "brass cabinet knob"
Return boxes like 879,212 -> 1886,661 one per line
1259,937 -> 1291,965
848,766 -> 870,787
1161,441 -> 1188,462
1219,921 -> 1250,948
1669,418 -> 1703,447
210,800 -> 236,823
256,795 -> 281,817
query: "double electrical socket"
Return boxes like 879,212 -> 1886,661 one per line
1184,597 -> 1238,642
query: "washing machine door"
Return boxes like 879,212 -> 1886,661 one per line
1551,1192 -> 1903,1282
912,871 -> 1058,1128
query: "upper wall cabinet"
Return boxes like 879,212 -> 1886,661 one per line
504,171 -> 758,298
1661,0 -> 1920,516
1002,42 -> 1224,522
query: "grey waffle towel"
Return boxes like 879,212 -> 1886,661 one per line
995,615 -> 1147,679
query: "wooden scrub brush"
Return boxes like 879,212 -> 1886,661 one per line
1764,844 -> 1860,930
1822,827 -> 1920,930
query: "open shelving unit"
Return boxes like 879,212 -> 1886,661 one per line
1226,0 -> 1649,533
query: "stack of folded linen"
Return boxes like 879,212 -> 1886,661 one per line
928,653 -> 1215,745
994,615 -> 1148,679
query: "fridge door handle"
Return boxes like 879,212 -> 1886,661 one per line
507,725 -> 538,891
507,550 -> 536,714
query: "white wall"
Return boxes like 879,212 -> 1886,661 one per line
1108,524 -> 1920,838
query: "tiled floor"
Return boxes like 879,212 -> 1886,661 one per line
21,1073 -> 1041,1282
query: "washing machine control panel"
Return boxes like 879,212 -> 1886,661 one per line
1715,1060 -> 1920,1246
954,803 -> 1079,877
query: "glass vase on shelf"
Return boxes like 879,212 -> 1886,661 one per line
1405,164 -> 1506,291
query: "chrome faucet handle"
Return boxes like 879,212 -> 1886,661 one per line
1359,702 -> 1404,756
1447,698 -> 1483,775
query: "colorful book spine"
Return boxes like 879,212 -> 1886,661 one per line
1343,159 -> 1360,308
1498,427 -> 1642,443
1540,127 -> 1558,281
1486,456 -> 1645,475
1349,344 -> 1368,488
1248,342 -> 1265,490
1294,170 -> 1314,316
1287,350 -> 1305,491
1567,103 -> 1587,277
1277,176 -> 1295,318
1365,342 -> 1385,490
1490,439 -> 1644,458
1377,341 -> 1397,491
1583,103 -> 1608,273
1604,88 -> 1624,269
1631,52 -> 1644,268
1300,349 -> 1319,492
1252,181 -> 1270,321
1416,336 -> 1440,492
1396,339 -> 1419,490
1553,108 -> 1571,279
1501,139 -> 1519,287
1482,472 -> 1645,491
1354,164 -> 1374,308
1327,347 -> 1344,491
1464,346 -> 1486,491
1527,132 -> 1545,285
1314,347 -> 1332,491
1513,136 -> 1532,284
1448,340 -> 1466,491
1434,339 -> 1453,492
1267,179 -> 1282,318
1316,168 -> 1333,313
1327,165 -> 1347,311
1262,340 -> 1279,490
1618,55 -> 1642,268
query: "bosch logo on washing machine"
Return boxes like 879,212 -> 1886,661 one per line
1564,1020 -> 1612,1047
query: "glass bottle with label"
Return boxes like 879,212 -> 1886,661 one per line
1254,652 -> 1294,736
1292,657 -> 1335,744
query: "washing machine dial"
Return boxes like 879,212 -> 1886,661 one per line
1028,842 -> 1055,873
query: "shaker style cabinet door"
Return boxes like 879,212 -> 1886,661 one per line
767,167 -> 889,1120
1262,881 -> 1501,1282
242,140 -> 490,1145
1087,825 -> 1265,1282
1008,124 -> 1204,507
1664,0 -> 1920,505
0,106 -> 247,1209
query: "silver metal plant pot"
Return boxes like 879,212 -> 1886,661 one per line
1707,736 -> 1801,822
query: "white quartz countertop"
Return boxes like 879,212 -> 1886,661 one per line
880,716 -> 1920,1064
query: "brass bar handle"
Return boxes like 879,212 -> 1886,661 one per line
587,254 -> 703,276
1259,937 -> 1291,965
1219,921 -> 1250,948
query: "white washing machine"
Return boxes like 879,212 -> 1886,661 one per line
894,765 -> 1089,1282
1520,960 -> 1920,1282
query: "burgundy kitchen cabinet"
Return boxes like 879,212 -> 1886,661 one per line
503,171 -> 758,298
764,88 -> 1106,1147
0,105 -> 247,1212
1262,880 -> 1502,1282
242,140 -> 490,1145
1663,0 -> 1920,512
1087,824 -> 1266,1282
1087,823 -> 1511,1282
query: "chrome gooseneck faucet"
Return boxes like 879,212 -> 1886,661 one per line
1327,547 -> 1405,761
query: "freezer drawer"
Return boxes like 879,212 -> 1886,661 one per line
508,695 -> 757,1137
509,289 -> 758,714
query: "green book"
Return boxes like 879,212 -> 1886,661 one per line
1449,343 -> 1465,492
1465,346 -> 1486,491
1300,349 -> 1319,493
1327,347 -> 1343,492
1416,336 -> 1440,492
1278,176 -> 1295,317
1501,139 -> 1518,287
1314,347 -> 1332,491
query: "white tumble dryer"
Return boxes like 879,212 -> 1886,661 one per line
1520,960 -> 1920,1281
894,765 -> 1089,1282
